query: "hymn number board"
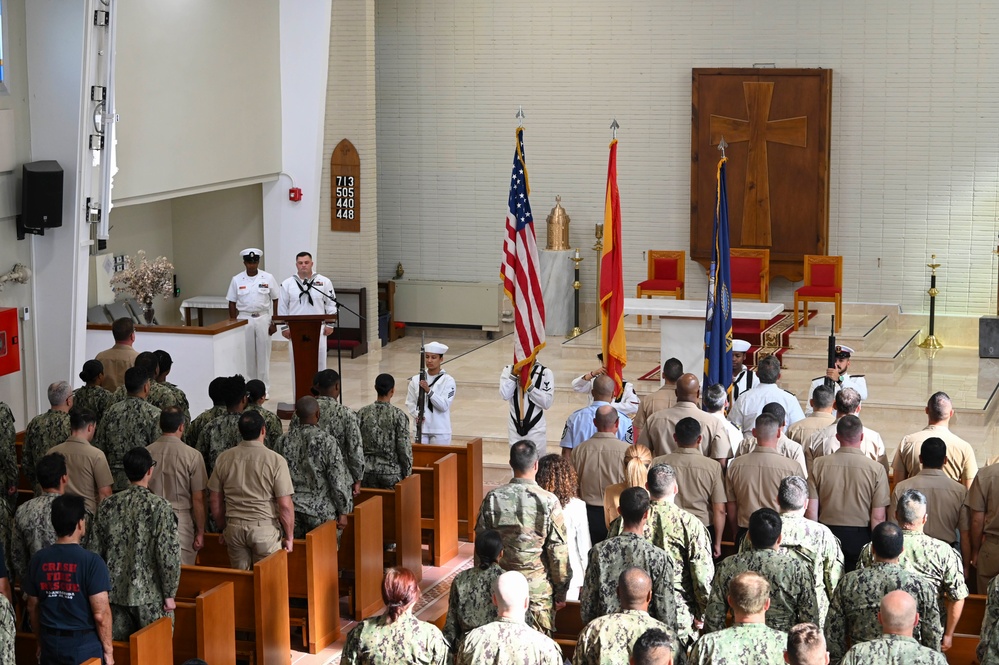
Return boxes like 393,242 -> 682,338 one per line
331,138 -> 361,233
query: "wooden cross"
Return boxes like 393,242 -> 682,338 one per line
709,82 -> 808,247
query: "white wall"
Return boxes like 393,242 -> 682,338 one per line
374,0 -> 999,316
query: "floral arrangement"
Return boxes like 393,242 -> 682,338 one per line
109,250 -> 174,307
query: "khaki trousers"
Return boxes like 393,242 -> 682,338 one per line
978,538 -> 999,594
223,519 -> 281,570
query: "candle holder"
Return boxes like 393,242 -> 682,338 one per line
568,249 -> 584,338
918,254 -> 944,349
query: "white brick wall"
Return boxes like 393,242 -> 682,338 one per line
374,0 -> 999,315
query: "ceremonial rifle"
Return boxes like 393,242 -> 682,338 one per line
825,315 -> 837,390
415,333 -> 427,443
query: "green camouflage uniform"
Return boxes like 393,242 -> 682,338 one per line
291,396 -> 364,484
0,507 -> 12,585
158,381 -> 191,421
11,492 -> 59,583
73,385 -> 114,424
196,412 -> 241,478
341,611 -> 450,665
442,562 -> 503,650
89,485 -> 180,640
357,400 -> 412,489
274,423 -> 352,538
857,528 -> 968,618
739,512 -> 844,626
608,499 -> 712,645
980,576 -> 999,664
22,410 -> 71,488
572,609 -> 673,665
704,548 -> 819,634
474,478 -> 570,634
580,532 -> 677,630
826,561 -> 942,664
688,623 -> 788,665
841,634 -> 947,665
186,405 -> 226,450
0,593 -> 14,665
456,617 -> 564,665
94,397 -> 161,490
0,402 -> 16,510
246,404 -> 284,450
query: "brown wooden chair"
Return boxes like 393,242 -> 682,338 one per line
636,251 -> 685,324
793,255 -> 842,331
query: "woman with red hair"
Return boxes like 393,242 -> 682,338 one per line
341,567 -> 449,664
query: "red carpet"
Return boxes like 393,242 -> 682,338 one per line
637,309 -> 816,381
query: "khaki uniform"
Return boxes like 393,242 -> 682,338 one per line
710,410 -> 744,460
633,384 -> 676,435
725,448 -> 804,528
653,449 -> 726,527
892,469 -> 968,544
735,433 -> 807,477
147,434 -> 208,565
809,448 -> 890,526
207,439 -> 295,570
894,424 -> 978,486
94,343 -> 138,392
786,411 -> 835,446
804,422 -> 889,476
968,463 -> 999,591
571,432 -> 630,506
47,437 -> 114,515
639,401 -> 728,459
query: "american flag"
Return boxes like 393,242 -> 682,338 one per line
500,128 -> 546,389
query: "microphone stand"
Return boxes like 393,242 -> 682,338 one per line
302,279 -> 366,404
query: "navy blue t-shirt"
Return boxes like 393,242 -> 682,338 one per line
23,543 -> 111,631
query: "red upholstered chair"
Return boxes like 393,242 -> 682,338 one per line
793,255 -> 843,331
636,251 -> 685,324
730,248 -> 770,303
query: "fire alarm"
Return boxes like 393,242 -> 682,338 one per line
288,187 -> 303,202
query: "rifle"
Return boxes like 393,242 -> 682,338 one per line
825,315 -> 837,390
415,333 -> 427,443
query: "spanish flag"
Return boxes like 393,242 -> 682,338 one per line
600,139 -> 626,396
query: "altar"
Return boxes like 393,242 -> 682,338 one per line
623,298 -> 783,380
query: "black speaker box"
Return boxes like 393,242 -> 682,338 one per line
980,316 -> 999,358
21,160 -> 64,230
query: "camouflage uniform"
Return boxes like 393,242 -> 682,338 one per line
73,385 -> 114,424
704,548 -> 819,634
980,576 -> 999,664
94,397 -> 161,490
689,623 -> 787,664
580,532 -> 677,630
826,561 -> 942,664
0,507 -> 12,585
608,499 -> 713,645
291,396 -> 364,484
0,402 -> 16,510
341,611 -> 450,665
196,412 -> 242,478
841,634 -> 947,665
11,492 -> 59,583
0,593 -> 14,665
456,617 -> 564,665
572,609 -> 673,665
357,400 -> 412,488
23,410 -> 71,488
89,485 -> 181,640
856,528 -> 968,618
442,562 -> 503,650
273,423 -> 352,538
246,404 -> 284,450
474,478 -> 570,634
159,381 -> 192,422
186,405 -> 226,450
738,512 -> 845,625
111,381 -> 176,411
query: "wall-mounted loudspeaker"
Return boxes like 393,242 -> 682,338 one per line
17,160 -> 63,240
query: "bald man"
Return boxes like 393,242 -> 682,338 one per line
456,571 -> 563,665
638,374 -> 727,462
572,405 -> 632,544
574,568 -> 672,665
561,375 -> 635,455
840,591 -> 946,664
893,391 -> 977,488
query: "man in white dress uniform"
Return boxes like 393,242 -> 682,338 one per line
226,248 -> 278,387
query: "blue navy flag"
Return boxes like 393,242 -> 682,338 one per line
704,156 -> 733,394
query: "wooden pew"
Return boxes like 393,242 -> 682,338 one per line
17,615 -> 174,665
949,593 -> 985,665
413,453 -> 459,567
413,437 -> 483,541
358,474 -> 423,581
173,581 -> 237,665
553,600 -> 584,661
179,549 -> 290,665
340,495 -> 386,619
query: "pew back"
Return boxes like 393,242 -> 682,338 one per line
413,437 -> 483,541
173,581 -> 236,665
413,453 -> 459,566
357,474 -> 423,580
340,495 -> 386,619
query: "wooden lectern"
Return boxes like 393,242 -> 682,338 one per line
272,314 -> 336,400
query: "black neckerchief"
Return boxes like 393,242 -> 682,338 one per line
511,365 -> 547,435
296,276 -> 314,306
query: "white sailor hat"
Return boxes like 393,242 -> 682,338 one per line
732,339 -> 751,353
835,344 -> 855,357
425,342 -> 449,355
241,248 -> 263,262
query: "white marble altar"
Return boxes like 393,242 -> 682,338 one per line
624,298 -> 783,380
540,249 -> 575,336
